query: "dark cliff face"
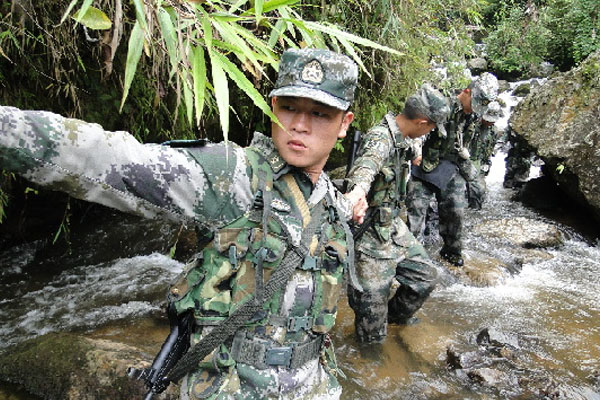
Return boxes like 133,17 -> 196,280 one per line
510,50 -> 600,223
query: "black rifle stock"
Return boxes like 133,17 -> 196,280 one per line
346,129 -> 362,177
127,305 -> 193,399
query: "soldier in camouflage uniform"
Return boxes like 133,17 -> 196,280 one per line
406,73 -> 499,266
503,126 -> 535,188
465,101 -> 504,209
0,48 -> 361,399
343,84 -> 450,343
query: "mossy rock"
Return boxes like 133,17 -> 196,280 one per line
0,332 -> 178,400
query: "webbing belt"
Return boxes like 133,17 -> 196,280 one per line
230,333 -> 323,370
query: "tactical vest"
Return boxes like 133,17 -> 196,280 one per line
170,145 -> 351,339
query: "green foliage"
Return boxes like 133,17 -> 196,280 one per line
309,0 -> 481,131
484,0 -> 600,76
484,6 -> 551,77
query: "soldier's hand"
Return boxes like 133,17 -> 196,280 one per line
344,186 -> 368,224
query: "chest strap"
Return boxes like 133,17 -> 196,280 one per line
230,333 -> 323,370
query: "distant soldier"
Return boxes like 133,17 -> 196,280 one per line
0,48 -> 362,399
465,101 -> 504,209
503,126 -> 536,188
344,84 -> 450,343
407,73 -> 500,267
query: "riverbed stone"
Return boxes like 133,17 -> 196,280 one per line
0,332 -> 179,400
473,217 -> 564,248
510,49 -> 600,225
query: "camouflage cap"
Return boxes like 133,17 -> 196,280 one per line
470,72 -> 499,116
482,101 -> 503,122
406,83 -> 451,137
269,48 -> 358,110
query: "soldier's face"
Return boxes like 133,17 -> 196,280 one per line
271,96 -> 353,181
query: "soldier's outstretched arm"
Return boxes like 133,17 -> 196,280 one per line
0,106 -> 252,228
345,125 -> 393,195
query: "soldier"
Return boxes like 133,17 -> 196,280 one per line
503,125 -> 535,189
406,73 -> 499,267
343,84 -> 450,343
465,101 -> 504,209
0,48 -> 361,399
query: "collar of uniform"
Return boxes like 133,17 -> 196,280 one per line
384,111 -> 411,150
250,131 -> 291,177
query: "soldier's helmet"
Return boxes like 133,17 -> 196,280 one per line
406,83 -> 451,137
470,72 -> 499,117
269,48 -> 358,111
482,101 -> 503,123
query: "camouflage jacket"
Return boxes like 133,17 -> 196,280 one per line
346,112 -> 416,209
421,97 -> 477,172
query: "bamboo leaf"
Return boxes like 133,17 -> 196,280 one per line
255,0 -> 264,20
158,7 -> 179,79
208,49 -> 229,141
213,51 -> 282,130
268,19 -> 287,48
72,6 -> 112,30
211,18 -> 263,77
182,73 -> 194,126
242,0 -> 300,15
131,0 -> 148,32
302,20 -> 404,56
192,46 -> 207,124
120,21 -> 144,112
337,36 -> 371,78
60,0 -> 80,24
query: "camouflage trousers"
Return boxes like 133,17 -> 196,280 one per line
347,216 -> 437,343
406,173 -> 468,256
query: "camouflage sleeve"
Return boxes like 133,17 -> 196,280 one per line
345,123 -> 393,194
0,106 -> 253,228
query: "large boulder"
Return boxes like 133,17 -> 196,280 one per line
510,50 -> 600,223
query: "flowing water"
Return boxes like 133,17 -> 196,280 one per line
1,81 -> 599,399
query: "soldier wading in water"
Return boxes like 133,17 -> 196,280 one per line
0,48 -> 363,399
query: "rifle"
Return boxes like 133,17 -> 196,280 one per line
346,129 -> 362,177
350,207 -> 378,240
127,305 -> 193,400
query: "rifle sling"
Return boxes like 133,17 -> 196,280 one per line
167,244 -> 306,382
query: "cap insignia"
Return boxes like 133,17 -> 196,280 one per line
301,60 -> 324,84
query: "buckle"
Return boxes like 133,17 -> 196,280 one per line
300,256 -> 318,271
265,346 -> 293,367
287,316 -> 312,332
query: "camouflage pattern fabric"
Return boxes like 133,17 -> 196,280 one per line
345,113 -> 437,343
504,128 -> 535,188
464,120 -> 498,209
407,98 -> 476,256
406,173 -> 468,256
0,105 -> 353,399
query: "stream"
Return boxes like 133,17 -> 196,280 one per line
1,81 -> 599,399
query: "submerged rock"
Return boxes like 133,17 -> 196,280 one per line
474,217 -> 564,248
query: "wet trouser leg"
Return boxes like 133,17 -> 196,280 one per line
406,178 -> 437,241
388,257 -> 438,324
347,251 -> 396,343
438,173 -> 467,255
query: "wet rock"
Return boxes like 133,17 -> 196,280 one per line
467,367 -> 510,387
476,327 -> 519,350
0,332 -> 178,400
510,50 -> 600,224
467,58 -> 488,74
473,217 -> 564,248
511,83 -> 532,97
446,345 -> 486,370
530,61 -> 555,78
498,80 -> 511,93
